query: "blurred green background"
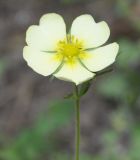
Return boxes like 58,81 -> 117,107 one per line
0,0 -> 140,159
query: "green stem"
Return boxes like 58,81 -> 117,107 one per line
74,84 -> 80,160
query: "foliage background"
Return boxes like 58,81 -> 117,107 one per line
0,0 -> 140,159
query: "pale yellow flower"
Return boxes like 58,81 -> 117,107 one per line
23,13 -> 119,85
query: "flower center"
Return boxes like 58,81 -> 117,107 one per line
55,35 -> 87,66
61,43 -> 79,58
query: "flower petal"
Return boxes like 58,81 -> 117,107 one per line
71,14 -> 110,49
81,43 -> 119,72
26,13 -> 66,51
23,46 -> 61,76
54,62 -> 95,85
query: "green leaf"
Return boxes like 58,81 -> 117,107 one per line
79,80 -> 92,97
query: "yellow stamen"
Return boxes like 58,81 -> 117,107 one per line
54,35 -> 88,67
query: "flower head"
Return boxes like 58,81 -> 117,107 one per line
23,13 -> 119,85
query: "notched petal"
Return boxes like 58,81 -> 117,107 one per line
71,14 -> 110,49
26,13 -> 66,51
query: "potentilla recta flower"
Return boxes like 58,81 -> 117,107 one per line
23,13 -> 119,85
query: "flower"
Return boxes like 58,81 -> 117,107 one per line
23,13 -> 119,85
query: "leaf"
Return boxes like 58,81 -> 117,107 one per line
79,80 -> 92,97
